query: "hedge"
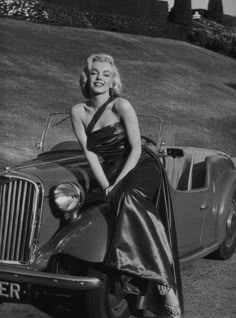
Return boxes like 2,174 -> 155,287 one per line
188,27 -> 236,59
0,0 -> 172,37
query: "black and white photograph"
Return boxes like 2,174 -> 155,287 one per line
0,0 -> 236,317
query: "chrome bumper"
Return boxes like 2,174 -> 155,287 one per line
0,264 -> 102,291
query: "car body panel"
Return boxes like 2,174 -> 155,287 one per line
163,146 -> 236,263
1,145 -> 235,266
50,205 -> 109,263
171,189 -> 209,255
0,147 -> 236,258
13,152 -> 89,196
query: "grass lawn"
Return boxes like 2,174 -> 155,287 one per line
0,18 -> 236,167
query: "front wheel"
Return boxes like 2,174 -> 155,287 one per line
85,267 -> 131,318
46,255 -> 131,318
213,197 -> 236,260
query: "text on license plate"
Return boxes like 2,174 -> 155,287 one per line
0,281 -> 24,300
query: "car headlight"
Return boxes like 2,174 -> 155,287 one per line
53,182 -> 85,212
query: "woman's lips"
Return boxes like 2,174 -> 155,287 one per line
94,82 -> 104,87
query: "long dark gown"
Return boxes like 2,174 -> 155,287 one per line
86,100 -> 183,314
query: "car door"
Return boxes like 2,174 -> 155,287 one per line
171,187 -> 212,258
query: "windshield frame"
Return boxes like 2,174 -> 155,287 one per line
37,112 -> 163,153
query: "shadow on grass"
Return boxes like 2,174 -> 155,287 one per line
225,83 -> 236,90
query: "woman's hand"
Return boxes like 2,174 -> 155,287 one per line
104,184 -> 115,197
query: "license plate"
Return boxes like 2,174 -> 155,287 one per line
0,280 -> 28,302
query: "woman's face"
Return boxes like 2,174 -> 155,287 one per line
88,61 -> 114,96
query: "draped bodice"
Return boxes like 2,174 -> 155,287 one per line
86,120 -> 156,184
87,122 -> 130,164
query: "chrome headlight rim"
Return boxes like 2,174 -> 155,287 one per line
53,181 -> 85,213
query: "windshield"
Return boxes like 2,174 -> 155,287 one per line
39,113 -> 78,152
39,112 -> 163,153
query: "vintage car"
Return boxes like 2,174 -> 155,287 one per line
0,112 -> 236,318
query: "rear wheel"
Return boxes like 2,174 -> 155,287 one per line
213,197 -> 236,260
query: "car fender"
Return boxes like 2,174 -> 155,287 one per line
50,204 -> 110,263
215,168 -> 236,242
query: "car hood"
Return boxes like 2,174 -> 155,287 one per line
1,151 -> 94,196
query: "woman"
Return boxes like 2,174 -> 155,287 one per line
71,54 -> 183,317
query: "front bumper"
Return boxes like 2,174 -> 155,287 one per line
0,264 -> 102,303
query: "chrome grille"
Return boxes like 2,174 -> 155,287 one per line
0,177 -> 39,263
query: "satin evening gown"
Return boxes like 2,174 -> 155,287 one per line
86,98 -> 183,313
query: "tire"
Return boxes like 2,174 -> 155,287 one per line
46,255 -> 131,318
212,197 -> 236,260
85,267 -> 131,318
45,254 -> 88,316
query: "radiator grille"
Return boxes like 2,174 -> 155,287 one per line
0,177 -> 39,263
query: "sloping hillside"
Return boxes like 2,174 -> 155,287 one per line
0,18 -> 236,166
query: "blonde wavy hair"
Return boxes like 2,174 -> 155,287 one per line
80,54 -> 123,98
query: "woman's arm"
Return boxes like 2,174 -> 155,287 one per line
111,98 -> 142,187
71,104 -> 110,190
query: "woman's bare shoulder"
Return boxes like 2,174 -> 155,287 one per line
71,102 -> 87,119
113,97 -> 133,113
